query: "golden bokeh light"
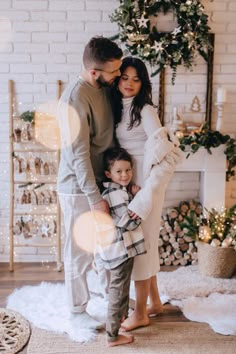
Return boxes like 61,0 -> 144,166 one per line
73,210 -> 116,253
34,100 -> 80,150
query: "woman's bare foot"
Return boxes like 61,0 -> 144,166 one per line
121,316 -> 126,323
107,334 -> 134,347
147,303 -> 164,317
120,312 -> 150,331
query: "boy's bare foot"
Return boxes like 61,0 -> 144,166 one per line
107,334 -> 134,347
120,313 -> 150,331
147,303 -> 164,317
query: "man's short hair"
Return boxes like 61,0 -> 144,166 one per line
83,36 -> 122,69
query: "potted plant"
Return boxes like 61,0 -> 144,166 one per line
17,111 -> 35,142
197,205 -> 236,278
20,110 -> 35,124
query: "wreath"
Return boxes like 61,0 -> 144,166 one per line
110,0 -> 212,83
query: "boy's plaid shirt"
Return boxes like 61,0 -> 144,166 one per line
96,182 -> 146,270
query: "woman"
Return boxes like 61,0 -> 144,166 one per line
111,57 -> 165,331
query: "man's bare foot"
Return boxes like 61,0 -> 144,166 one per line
120,312 -> 150,331
147,303 -> 164,317
107,334 -> 134,347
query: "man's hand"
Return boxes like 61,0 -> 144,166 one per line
91,199 -> 110,214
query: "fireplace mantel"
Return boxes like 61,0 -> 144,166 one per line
175,146 -> 226,210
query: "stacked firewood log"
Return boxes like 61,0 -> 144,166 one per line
159,200 -> 203,266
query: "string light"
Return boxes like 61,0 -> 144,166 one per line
201,206 -> 236,249
9,99 -> 63,268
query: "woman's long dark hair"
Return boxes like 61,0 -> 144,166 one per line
111,56 -> 154,130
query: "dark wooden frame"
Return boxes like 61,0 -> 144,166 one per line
158,33 -> 215,128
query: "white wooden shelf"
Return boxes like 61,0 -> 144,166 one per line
14,243 -> 57,248
14,212 -> 57,216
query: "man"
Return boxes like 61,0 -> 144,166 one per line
57,37 -> 122,329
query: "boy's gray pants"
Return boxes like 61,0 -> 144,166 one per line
106,257 -> 134,342
59,194 -> 93,313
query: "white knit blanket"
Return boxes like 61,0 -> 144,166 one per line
6,266 -> 236,342
128,127 -> 184,220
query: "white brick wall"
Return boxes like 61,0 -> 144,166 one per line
0,0 -> 235,263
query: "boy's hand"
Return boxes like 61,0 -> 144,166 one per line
131,184 -> 141,196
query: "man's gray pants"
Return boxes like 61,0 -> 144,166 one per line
59,194 -> 93,313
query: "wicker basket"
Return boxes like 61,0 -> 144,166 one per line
197,241 -> 236,278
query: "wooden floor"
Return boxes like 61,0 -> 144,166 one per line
0,263 -> 235,353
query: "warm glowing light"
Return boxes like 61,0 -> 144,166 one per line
73,210 -> 116,253
34,100 -> 60,150
199,225 -> 211,242
34,101 -> 80,150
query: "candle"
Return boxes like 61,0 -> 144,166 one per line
217,87 -> 227,103
175,130 -> 184,139
173,107 -> 177,121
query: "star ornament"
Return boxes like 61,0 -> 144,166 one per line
41,223 -> 50,237
151,41 -> 164,52
172,26 -> 182,36
137,14 -> 149,28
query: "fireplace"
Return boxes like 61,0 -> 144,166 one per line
175,146 -> 226,210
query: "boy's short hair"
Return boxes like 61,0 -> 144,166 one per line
83,36 -> 123,69
103,147 -> 133,172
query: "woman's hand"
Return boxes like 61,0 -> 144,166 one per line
128,210 -> 141,220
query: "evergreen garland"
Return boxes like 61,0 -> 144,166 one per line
179,123 -> 236,181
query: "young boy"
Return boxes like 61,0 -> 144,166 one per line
96,147 -> 146,347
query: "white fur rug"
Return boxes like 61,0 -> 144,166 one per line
6,266 -> 236,342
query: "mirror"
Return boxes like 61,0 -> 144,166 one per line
158,33 -> 215,131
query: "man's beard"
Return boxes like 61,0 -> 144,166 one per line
96,74 -> 114,87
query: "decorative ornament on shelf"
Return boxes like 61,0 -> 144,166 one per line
170,106 -> 185,138
215,86 -> 227,133
110,0 -> 212,83
13,111 -> 35,142
179,123 -> 236,181
190,96 -> 201,112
